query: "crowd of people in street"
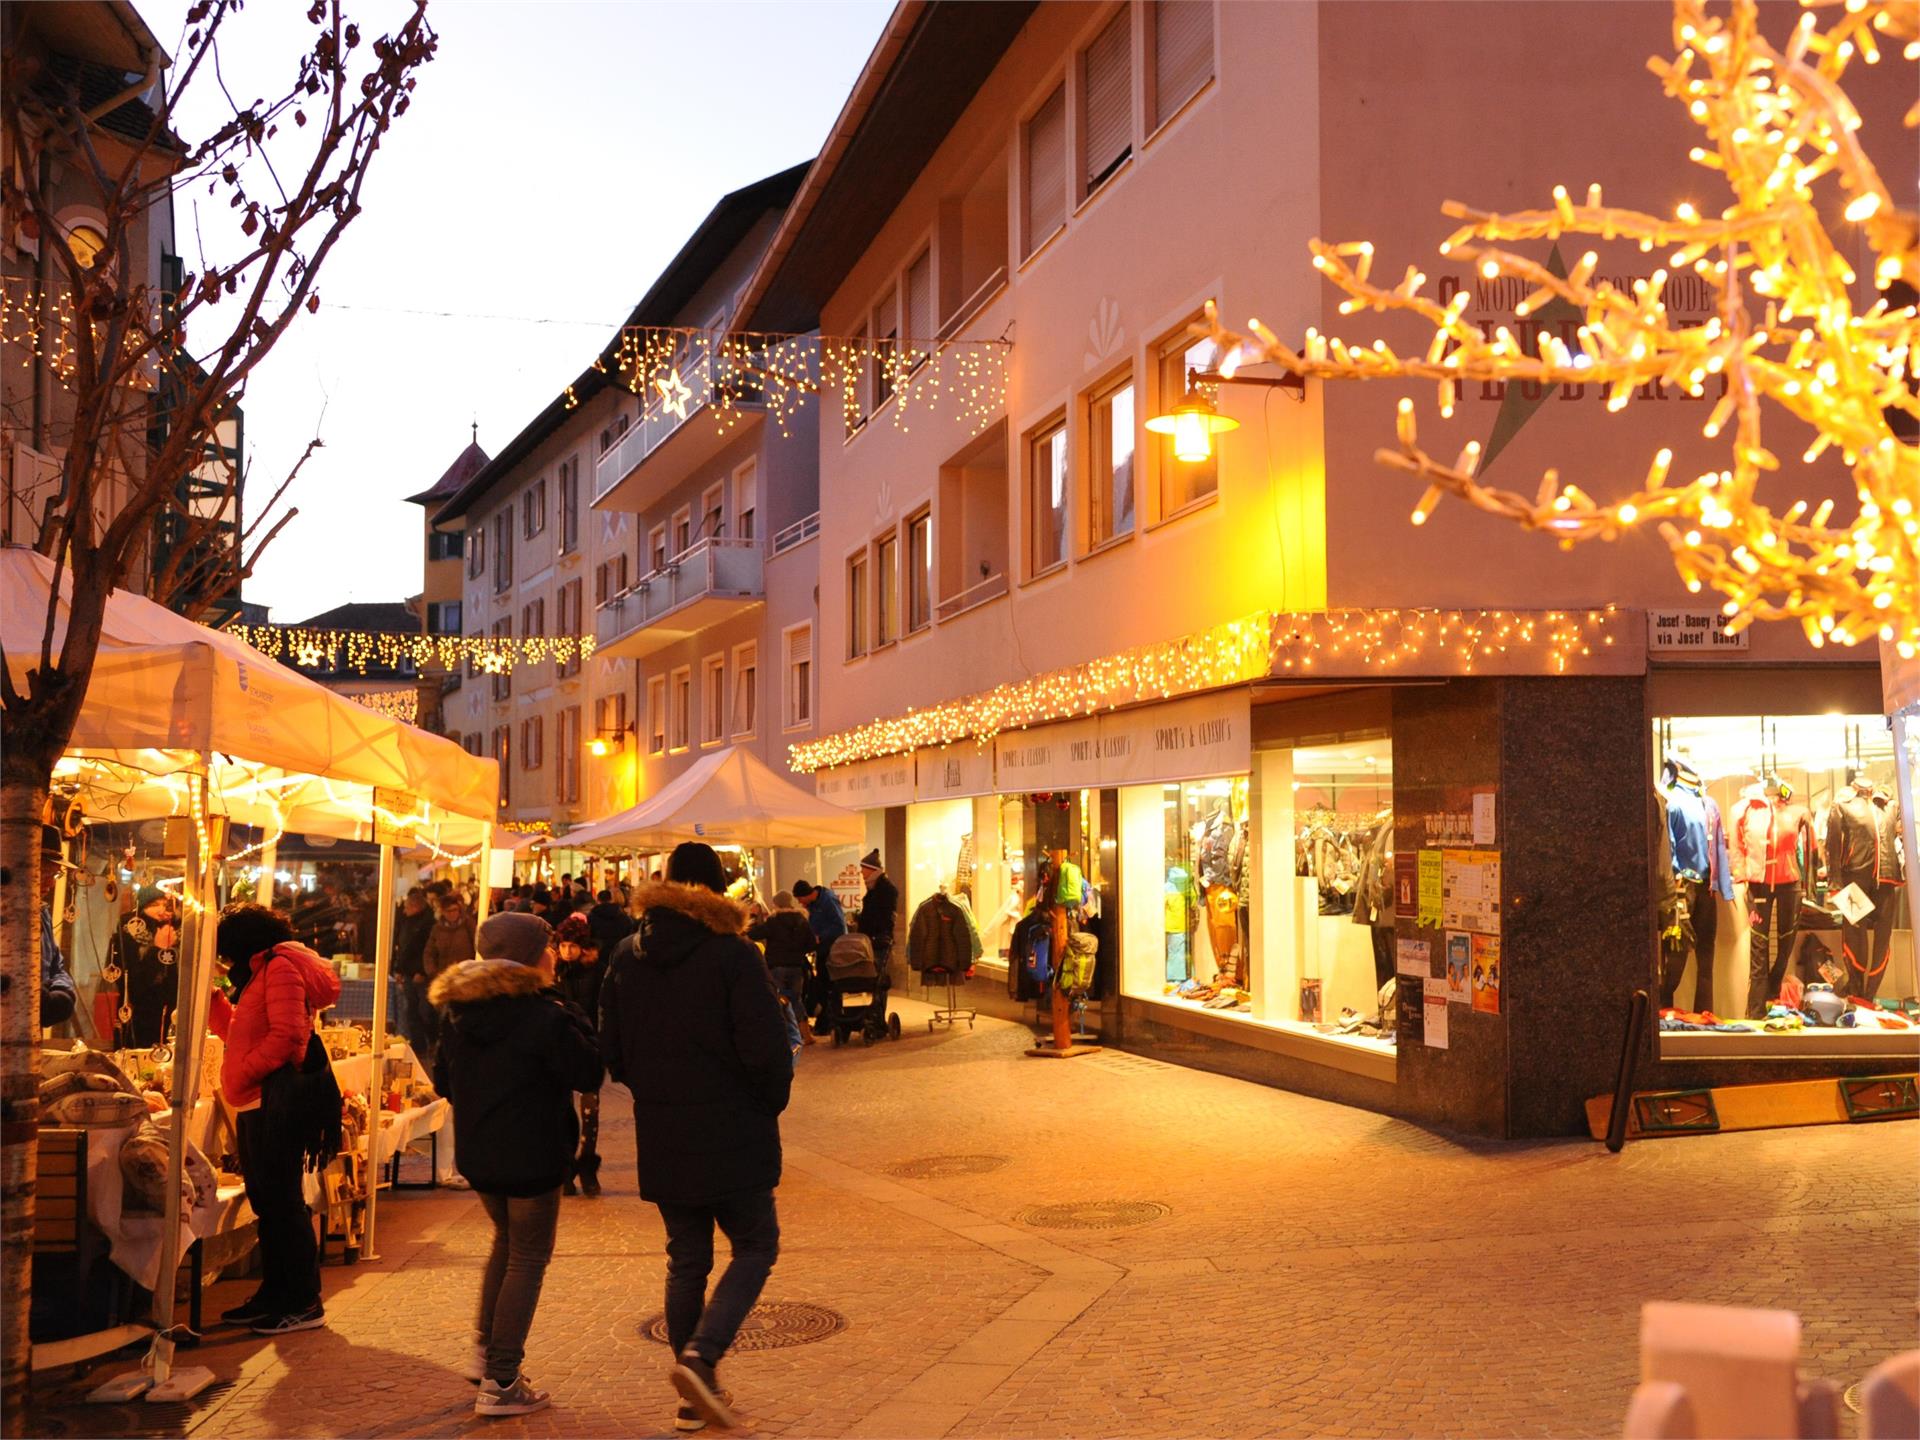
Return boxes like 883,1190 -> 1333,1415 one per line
198,843 -> 904,1429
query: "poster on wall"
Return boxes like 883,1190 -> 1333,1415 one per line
1444,932 -> 1471,1002
1441,850 -> 1501,933
1423,977 -> 1450,1049
1471,933 -> 1502,1014
1395,850 -> 1417,914
1396,938 -> 1432,978
1417,850 -> 1444,927
1472,791 -> 1497,845
1396,972 -> 1423,1043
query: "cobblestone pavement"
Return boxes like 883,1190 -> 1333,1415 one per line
35,997 -> 1919,1438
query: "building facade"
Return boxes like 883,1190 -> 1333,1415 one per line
732,0 -> 1919,1136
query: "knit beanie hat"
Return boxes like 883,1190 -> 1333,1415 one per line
477,912 -> 551,967
136,885 -> 167,911
667,842 -> 727,895
553,914 -> 594,948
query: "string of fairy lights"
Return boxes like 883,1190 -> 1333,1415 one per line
1201,0 -> 1919,659
788,607 -> 1621,772
346,688 -> 419,724
0,277 -> 162,388
569,325 -> 1011,439
226,624 -> 596,675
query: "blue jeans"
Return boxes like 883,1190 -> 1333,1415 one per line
658,1189 -> 779,1365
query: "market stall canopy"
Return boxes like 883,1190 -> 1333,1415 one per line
563,744 -> 863,850
3,547 -> 498,845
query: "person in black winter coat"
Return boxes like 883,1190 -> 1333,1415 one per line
748,892 -> 817,1049
432,913 -> 603,1418
854,850 -> 899,971
551,915 -> 606,1195
599,844 -> 792,1432
586,890 -> 633,952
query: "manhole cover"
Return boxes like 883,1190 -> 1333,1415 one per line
1017,1200 -> 1169,1230
638,1302 -> 846,1351
887,1154 -> 1009,1179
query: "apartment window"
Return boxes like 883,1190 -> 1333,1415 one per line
904,250 -> 932,370
649,523 -> 668,573
490,509 -> 513,592
701,482 -> 725,542
733,461 -> 758,542
468,525 -> 485,580
463,731 -> 483,756
669,666 -> 691,751
1088,372 -> 1137,545
557,706 -> 581,804
847,323 -> 870,428
490,617 -> 512,701
491,727 -> 510,806
673,505 -> 692,557
520,597 -> 545,646
906,509 -> 932,633
871,286 -> 899,409
785,624 -> 813,729
596,553 -> 630,605
1022,83 -> 1067,259
875,532 -> 900,647
1081,8 -> 1132,196
647,675 -> 668,754
1158,324 -> 1221,513
1151,0 -> 1213,130
522,478 -> 547,539
731,642 -> 758,737
426,600 -> 462,635
556,580 -> 583,678
428,530 -> 464,561
847,551 -> 869,658
558,456 -> 580,554
596,690 -> 628,743
701,654 -> 725,745
1028,419 -> 1069,575
520,715 -> 543,770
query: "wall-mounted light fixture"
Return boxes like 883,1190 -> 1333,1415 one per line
1146,363 -> 1306,463
588,723 -> 636,758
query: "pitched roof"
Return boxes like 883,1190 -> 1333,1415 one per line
738,0 -> 1036,333
286,600 -> 419,634
40,53 -> 182,153
407,437 -> 491,507
433,161 -> 811,524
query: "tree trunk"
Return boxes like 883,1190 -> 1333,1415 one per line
0,741 -> 54,1416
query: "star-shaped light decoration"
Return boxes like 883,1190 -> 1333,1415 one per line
655,367 -> 693,421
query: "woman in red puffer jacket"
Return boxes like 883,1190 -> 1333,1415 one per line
208,903 -> 341,1335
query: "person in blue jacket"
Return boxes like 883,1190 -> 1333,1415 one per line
36,825 -> 77,1029
791,880 -> 846,1035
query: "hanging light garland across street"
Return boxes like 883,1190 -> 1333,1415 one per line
789,607 -> 1619,772
1195,0 -> 1919,657
226,624 -> 596,675
568,325 -> 1012,439
346,689 -> 419,724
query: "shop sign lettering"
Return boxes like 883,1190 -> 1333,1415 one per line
913,741 -> 993,803
1648,609 -> 1748,652
816,754 -> 915,808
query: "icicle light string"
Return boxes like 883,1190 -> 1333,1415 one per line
1202,0 -> 1918,657
226,624 -> 596,675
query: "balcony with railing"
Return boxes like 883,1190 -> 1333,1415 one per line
594,536 -> 765,661
593,349 -> 764,513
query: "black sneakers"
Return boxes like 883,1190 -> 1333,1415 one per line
251,1302 -> 325,1334
671,1351 -> 736,1430
220,1292 -> 276,1326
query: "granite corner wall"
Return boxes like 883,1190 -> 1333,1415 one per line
1498,674 -> 1654,1137
1390,679 -> 1510,1137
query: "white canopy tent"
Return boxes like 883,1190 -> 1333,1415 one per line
561,744 -> 863,852
6,548 -> 498,1390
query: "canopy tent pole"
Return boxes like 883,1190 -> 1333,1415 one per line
256,833 -> 278,908
146,768 -> 219,1390
361,841 -> 397,1263
474,823 -> 494,925
1893,708 -> 1919,963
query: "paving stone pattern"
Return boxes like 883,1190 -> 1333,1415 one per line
40,998 -> 1918,1438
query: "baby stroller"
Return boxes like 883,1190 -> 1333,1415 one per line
824,934 -> 902,1046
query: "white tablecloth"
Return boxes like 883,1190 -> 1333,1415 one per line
80,1117 -> 249,1291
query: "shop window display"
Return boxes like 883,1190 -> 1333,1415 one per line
1159,778 -> 1250,1005
1653,714 -> 1913,1047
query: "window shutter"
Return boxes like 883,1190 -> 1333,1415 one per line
1154,1 -> 1211,127
1023,84 -> 1066,257
905,251 -> 932,349
1083,10 -> 1131,191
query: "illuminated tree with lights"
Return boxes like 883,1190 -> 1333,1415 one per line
1208,0 -> 1917,657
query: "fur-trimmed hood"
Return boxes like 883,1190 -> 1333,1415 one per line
429,956 -> 547,1008
632,881 -> 747,935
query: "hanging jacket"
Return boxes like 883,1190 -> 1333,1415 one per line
599,882 -> 791,1205
1351,814 -> 1395,927
212,942 -> 342,1110
1665,783 -> 1734,900
908,893 -> 978,975
1164,865 -> 1198,934
432,959 -> 603,1197
1728,794 -> 1813,886
1198,810 -> 1235,887
1825,789 -> 1904,887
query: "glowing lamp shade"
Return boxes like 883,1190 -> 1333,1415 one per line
588,736 -> 611,758
1146,390 -> 1239,463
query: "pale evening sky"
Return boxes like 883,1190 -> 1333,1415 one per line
143,0 -> 891,624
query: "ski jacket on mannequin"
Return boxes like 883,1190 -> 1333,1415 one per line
1664,781 -> 1734,900
1826,788 -> 1903,887
1729,793 -> 1813,886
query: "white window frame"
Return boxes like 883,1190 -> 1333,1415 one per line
648,523 -> 668,573
846,549 -> 870,659
731,640 -> 758,739
732,460 -> 759,544
700,653 -> 725,747
668,666 -> 691,753
905,508 -> 933,634
783,622 -> 814,732
1146,0 -> 1216,138
558,456 -> 580,555
557,705 -> 581,804
1077,5 -> 1134,205
1027,416 -> 1070,579
1021,80 -> 1068,261
647,674 -> 668,755
1085,367 -> 1137,549
672,504 -> 693,558
700,482 -> 725,542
